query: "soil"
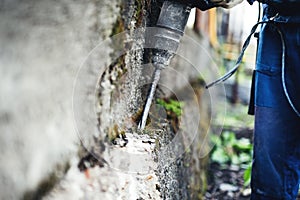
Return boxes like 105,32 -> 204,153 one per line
205,162 -> 250,200
204,127 -> 253,200
205,126 -> 300,200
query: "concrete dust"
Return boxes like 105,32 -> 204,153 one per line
45,132 -> 161,200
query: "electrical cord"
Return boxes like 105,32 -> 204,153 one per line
257,2 -> 261,22
275,24 -> 300,117
205,20 -> 265,88
206,13 -> 300,117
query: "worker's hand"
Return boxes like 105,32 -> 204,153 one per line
182,0 -> 243,9
211,0 -> 244,8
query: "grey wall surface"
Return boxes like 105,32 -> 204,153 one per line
0,0 -> 217,199
0,0 -> 120,199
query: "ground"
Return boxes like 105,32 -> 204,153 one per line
205,162 -> 251,200
205,127 -> 253,200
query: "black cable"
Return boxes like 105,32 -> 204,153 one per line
205,21 -> 265,88
206,13 -> 300,117
257,2 -> 261,23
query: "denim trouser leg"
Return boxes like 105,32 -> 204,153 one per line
250,22 -> 300,199
251,106 -> 300,200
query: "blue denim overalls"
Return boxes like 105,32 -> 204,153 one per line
249,5 -> 300,200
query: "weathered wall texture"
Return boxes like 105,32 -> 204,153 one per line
0,0 -> 216,199
0,0 -> 121,199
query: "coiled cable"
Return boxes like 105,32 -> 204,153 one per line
206,14 -> 300,117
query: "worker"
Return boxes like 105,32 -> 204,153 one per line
184,0 -> 300,198
245,1 -> 300,200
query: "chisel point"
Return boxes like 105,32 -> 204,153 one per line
138,67 -> 162,130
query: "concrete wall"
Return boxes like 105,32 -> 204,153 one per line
0,0 -> 121,199
0,0 -> 218,199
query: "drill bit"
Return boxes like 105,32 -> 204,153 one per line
138,66 -> 162,130
138,1 -> 192,130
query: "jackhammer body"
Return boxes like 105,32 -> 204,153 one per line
139,1 -> 193,130
139,0 -> 229,129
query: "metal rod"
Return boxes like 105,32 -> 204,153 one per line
138,1 -> 191,130
138,67 -> 162,130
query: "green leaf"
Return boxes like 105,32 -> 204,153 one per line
210,134 -> 222,147
211,148 -> 230,164
231,154 -> 240,165
156,98 -> 184,116
239,152 -> 252,163
243,164 -> 252,187
222,132 -> 237,146
233,138 -> 252,151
